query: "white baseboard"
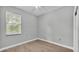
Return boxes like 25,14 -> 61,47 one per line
38,38 -> 73,50
0,38 -> 73,51
0,39 -> 37,51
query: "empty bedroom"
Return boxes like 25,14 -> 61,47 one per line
0,6 -> 78,52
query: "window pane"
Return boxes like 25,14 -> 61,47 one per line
6,11 -> 21,35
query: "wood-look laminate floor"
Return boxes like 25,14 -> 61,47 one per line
2,40 -> 73,52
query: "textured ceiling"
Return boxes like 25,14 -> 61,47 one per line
15,6 -> 63,16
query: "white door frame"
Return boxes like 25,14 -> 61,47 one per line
73,6 -> 78,52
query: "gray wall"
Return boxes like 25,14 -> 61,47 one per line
38,6 -> 74,47
78,7 -> 79,51
0,6 -> 37,48
0,7 -> 2,48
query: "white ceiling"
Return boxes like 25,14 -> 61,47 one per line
15,6 -> 63,16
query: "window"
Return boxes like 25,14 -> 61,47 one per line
6,11 -> 21,35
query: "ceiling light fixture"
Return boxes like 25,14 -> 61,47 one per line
35,6 -> 40,9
